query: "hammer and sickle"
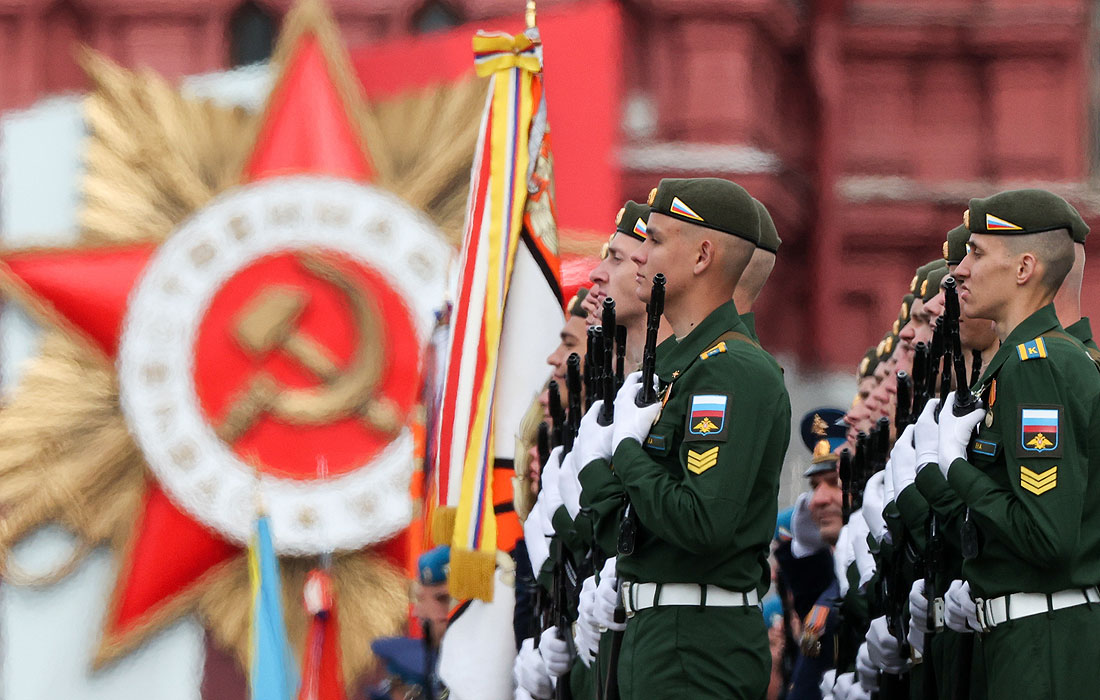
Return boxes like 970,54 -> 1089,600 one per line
215,252 -> 401,444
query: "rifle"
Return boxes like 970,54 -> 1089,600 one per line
599,298 -> 618,426
943,278 -> 985,700
537,422 -> 551,491
851,432 -> 868,512
615,325 -> 627,389
970,348 -> 983,390
550,537 -> 576,700
584,327 -> 598,412
636,274 -> 666,406
607,275 -> 666,699
895,370 -> 912,433
944,277 -> 979,416
875,415 -> 890,473
911,342 -> 929,416
548,380 -> 565,448
564,354 -> 583,454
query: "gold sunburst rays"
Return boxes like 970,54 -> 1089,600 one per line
78,47 -> 487,248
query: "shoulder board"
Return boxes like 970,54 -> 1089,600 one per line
699,341 -> 727,360
1015,337 -> 1048,361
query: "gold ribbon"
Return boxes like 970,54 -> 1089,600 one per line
473,32 -> 541,77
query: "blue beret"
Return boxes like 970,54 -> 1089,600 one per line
774,506 -> 794,543
371,636 -> 430,688
418,545 -> 450,586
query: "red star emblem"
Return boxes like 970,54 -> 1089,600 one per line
0,0 -> 420,665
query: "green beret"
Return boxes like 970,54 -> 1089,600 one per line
921,265 -> 949,302
967,189 -> 1088,243
877,333 -> 898,360
568,287 -> 588,317
858,347 -> 879,379
754,199 -> 781,253
615,200 -> 650,242
944,225 -> 969,266
894,294 -> 914,334
648,178 -> 760,245
909,260 -> 944,296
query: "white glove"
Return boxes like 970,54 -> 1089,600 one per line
523,500 -> 550,573
833,672 -> 856,700
539,447 -> 564,517
611,371 -> 661,452
539,626 -> 573,677
847,683 -> 873,700
889,425 -> 917,493
861,471 -> 887,544
937,391 -> 986,478
574,401 -> 614,469
790,491 -> 825,557
908,579 -> 930,634
866,616 -> 907,674
855,642 -> 879,692
516,689 -> 536,700
557,449 -> 582,519
819,669 -> 837,700
594,557 -> 627,632
573,576 -> 599,667
944,579 -> 981,633
849,513 -> 876,589
907,621 -> 925,656
914,399 -> 940,472
514,637 -> 552,699
835,524 -> 854,598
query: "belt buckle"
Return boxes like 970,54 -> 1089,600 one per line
623,581 -> 636,619
974,596 -> 993,633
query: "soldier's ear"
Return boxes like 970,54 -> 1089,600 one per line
693,238 -> 715,276
1016,251 -> 1039,287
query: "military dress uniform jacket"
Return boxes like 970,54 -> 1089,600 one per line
945,304 -> 1100,597
584,300 -> 790,594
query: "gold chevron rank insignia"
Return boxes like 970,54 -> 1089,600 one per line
1020,466 -> 1057,495
687,447 -> 719,475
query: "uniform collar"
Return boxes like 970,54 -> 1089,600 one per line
1065,316 -> 1093,345
740,312 -> 758,342
658,300 -> 748,380
976,303 -> 1061,389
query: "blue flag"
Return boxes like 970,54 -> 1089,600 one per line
249,515 -> 299,700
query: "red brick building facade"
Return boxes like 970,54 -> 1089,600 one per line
2,0 -> 1097,369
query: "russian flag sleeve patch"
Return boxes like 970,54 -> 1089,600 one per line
685,394 -> 730,442
1019,405 -> 1062,458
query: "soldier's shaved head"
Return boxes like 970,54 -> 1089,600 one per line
734,248 -> 776,313
1001,228 -> 1075,294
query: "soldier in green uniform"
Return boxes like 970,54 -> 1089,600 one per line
1043,204 -> 1099,354
911,189 -> 1100,699
734,199 -> 781,344
577,178 -> 791,699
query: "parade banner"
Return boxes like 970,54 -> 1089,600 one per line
433,22 -> 562,602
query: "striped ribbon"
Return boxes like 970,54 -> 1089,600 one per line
433,28 -> 544,601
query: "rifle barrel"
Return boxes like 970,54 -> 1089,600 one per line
636,274 -> 666,406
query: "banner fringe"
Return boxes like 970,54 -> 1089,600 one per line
431,507 -> 456,546
448,548 -> 497,602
